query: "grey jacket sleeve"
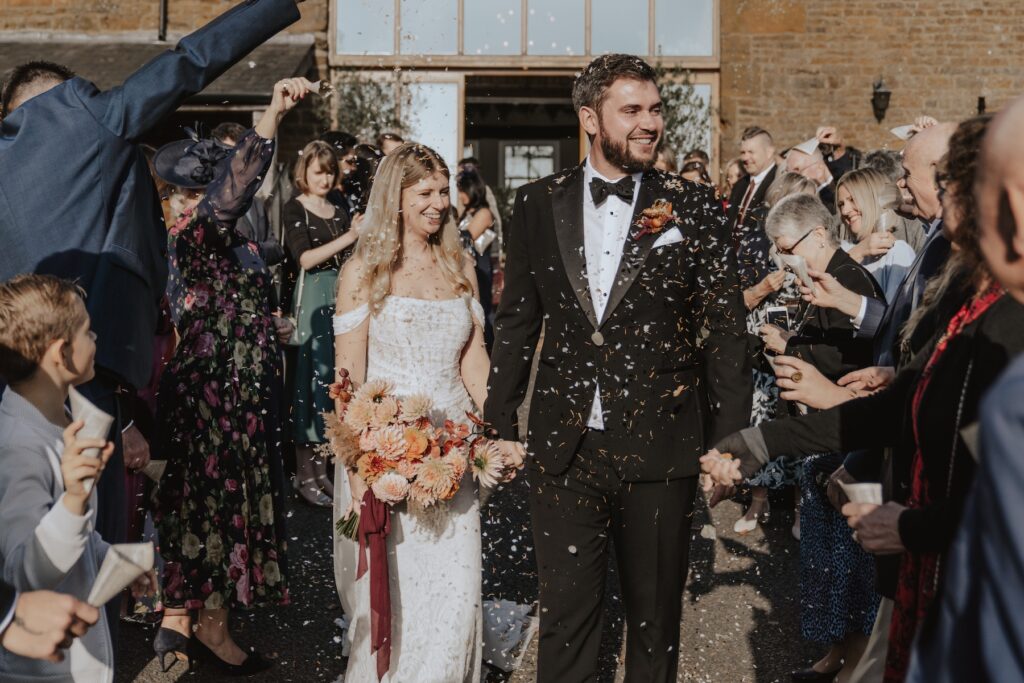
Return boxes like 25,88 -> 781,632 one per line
0,448 -> 94,591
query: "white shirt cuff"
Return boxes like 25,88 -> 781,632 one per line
850,295 -> 868,329
0,593 -> 17,636
34,495 -> 93,574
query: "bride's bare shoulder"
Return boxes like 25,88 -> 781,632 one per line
336,255 -> 370,313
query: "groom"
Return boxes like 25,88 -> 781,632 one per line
485,54 -> 751,681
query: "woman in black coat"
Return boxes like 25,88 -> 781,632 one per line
755,192 -> 885,681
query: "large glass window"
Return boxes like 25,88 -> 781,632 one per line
502,143 -> 557,190
591,0 -> 648,55
336,0 -> 395,56
527,0 -> 585,56
655,0 -> 714,57
464,0 -> 521,56
400,0 -> 458,55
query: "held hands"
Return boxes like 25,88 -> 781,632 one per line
493,440 -> 527,482
849,232 -> 896,263
841,501 -> 907,554
838,366 -> 895,393
60,421 -> 114,516
699,449 -> 742,491
1,592 -> 98,662
758,323 -> 794,355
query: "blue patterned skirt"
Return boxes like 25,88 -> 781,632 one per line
798,454 -> 879,643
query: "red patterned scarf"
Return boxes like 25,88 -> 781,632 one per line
884,283 -> 1003,682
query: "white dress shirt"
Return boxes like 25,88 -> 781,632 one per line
582,158 -> 642,430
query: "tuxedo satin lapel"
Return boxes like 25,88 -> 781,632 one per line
601,171 -> 660,325
552,166 -> 599,329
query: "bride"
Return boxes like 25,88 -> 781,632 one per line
330,143 -> 512,682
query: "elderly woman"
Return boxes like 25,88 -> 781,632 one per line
152,78 -> 311,675
704,115 -> 1024,683
755,193 -> 885,682
837,168 -> 917,303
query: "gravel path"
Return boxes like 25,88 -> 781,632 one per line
117,483 -> 813,682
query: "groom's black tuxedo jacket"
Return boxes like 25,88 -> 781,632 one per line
485,165 -> 751,480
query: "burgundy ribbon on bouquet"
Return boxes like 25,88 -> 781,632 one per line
356,489 -> 392,680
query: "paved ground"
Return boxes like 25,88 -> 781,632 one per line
118,482 -> 813,683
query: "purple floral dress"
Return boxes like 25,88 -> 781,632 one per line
155,130 -> 289,611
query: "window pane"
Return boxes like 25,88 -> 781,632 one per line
400,0 -> 458,55
405,81 -> 461,172
654,0 -> 713,57
527,0 -> 584,56
464,0 -> 521,56
503,144 -> 556,190
591,0 -> 648,55
336,0 -> 394,55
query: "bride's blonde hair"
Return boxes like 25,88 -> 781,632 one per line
354,142 -> 472,314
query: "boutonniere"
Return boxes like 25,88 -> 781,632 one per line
634,199 -> 677,239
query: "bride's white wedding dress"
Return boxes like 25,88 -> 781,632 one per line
332,295 -> 484,683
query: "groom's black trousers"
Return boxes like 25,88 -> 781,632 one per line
529,430 -> 698,683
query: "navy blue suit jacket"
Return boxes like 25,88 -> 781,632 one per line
0,0 -> 300,389
907,353 -> 1024,682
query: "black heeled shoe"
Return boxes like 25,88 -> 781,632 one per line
791,664 -> 842,682
191,636 -> 273,676
153,627 -> 191,673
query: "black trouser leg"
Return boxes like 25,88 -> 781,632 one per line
529,434 -> 618,683
611,476 -> 698,683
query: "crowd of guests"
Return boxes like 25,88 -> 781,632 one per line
0,2 -> 1022,680
699,107 -> 1024,683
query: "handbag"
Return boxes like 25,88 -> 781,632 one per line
474,228 -> 497,255
284,268 -> 305,347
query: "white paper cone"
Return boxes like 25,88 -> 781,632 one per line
778,253 -> 816,296
87,542 -> 154,607
890,124 -> 915,141
793,136 -> 820,156
838,481 -> 883,505
68,387 -> 114,493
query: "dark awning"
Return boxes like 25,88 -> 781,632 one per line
0,39 -> 314,106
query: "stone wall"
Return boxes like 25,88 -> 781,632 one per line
719,0 -> 1024,162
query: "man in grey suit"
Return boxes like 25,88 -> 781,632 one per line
906,94 -> 1024,683
0,0 -> 304,641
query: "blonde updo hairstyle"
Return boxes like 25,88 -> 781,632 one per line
835,167 -> 901,242
353,142 -> 473,314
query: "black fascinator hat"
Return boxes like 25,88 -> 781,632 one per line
153,127 -> 234,189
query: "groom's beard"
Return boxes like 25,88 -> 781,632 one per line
598,124 -> 661,174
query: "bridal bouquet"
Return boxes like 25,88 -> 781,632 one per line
324,371 -> 512,534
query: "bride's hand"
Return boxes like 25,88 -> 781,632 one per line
495,440 -> 526,481
347,470 -> 368,516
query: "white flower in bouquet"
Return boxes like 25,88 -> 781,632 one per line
471,440 -> 505,489
401,394 -> 434,423
371,471 -> 411,504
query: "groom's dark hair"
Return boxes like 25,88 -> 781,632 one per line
572,54 -> 657,116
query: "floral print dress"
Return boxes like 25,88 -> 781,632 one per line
155,130 -> 288,611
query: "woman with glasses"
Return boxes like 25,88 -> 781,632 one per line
757,193 -> 885,683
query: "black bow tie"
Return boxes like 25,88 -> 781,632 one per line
589,175 -> 636,205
